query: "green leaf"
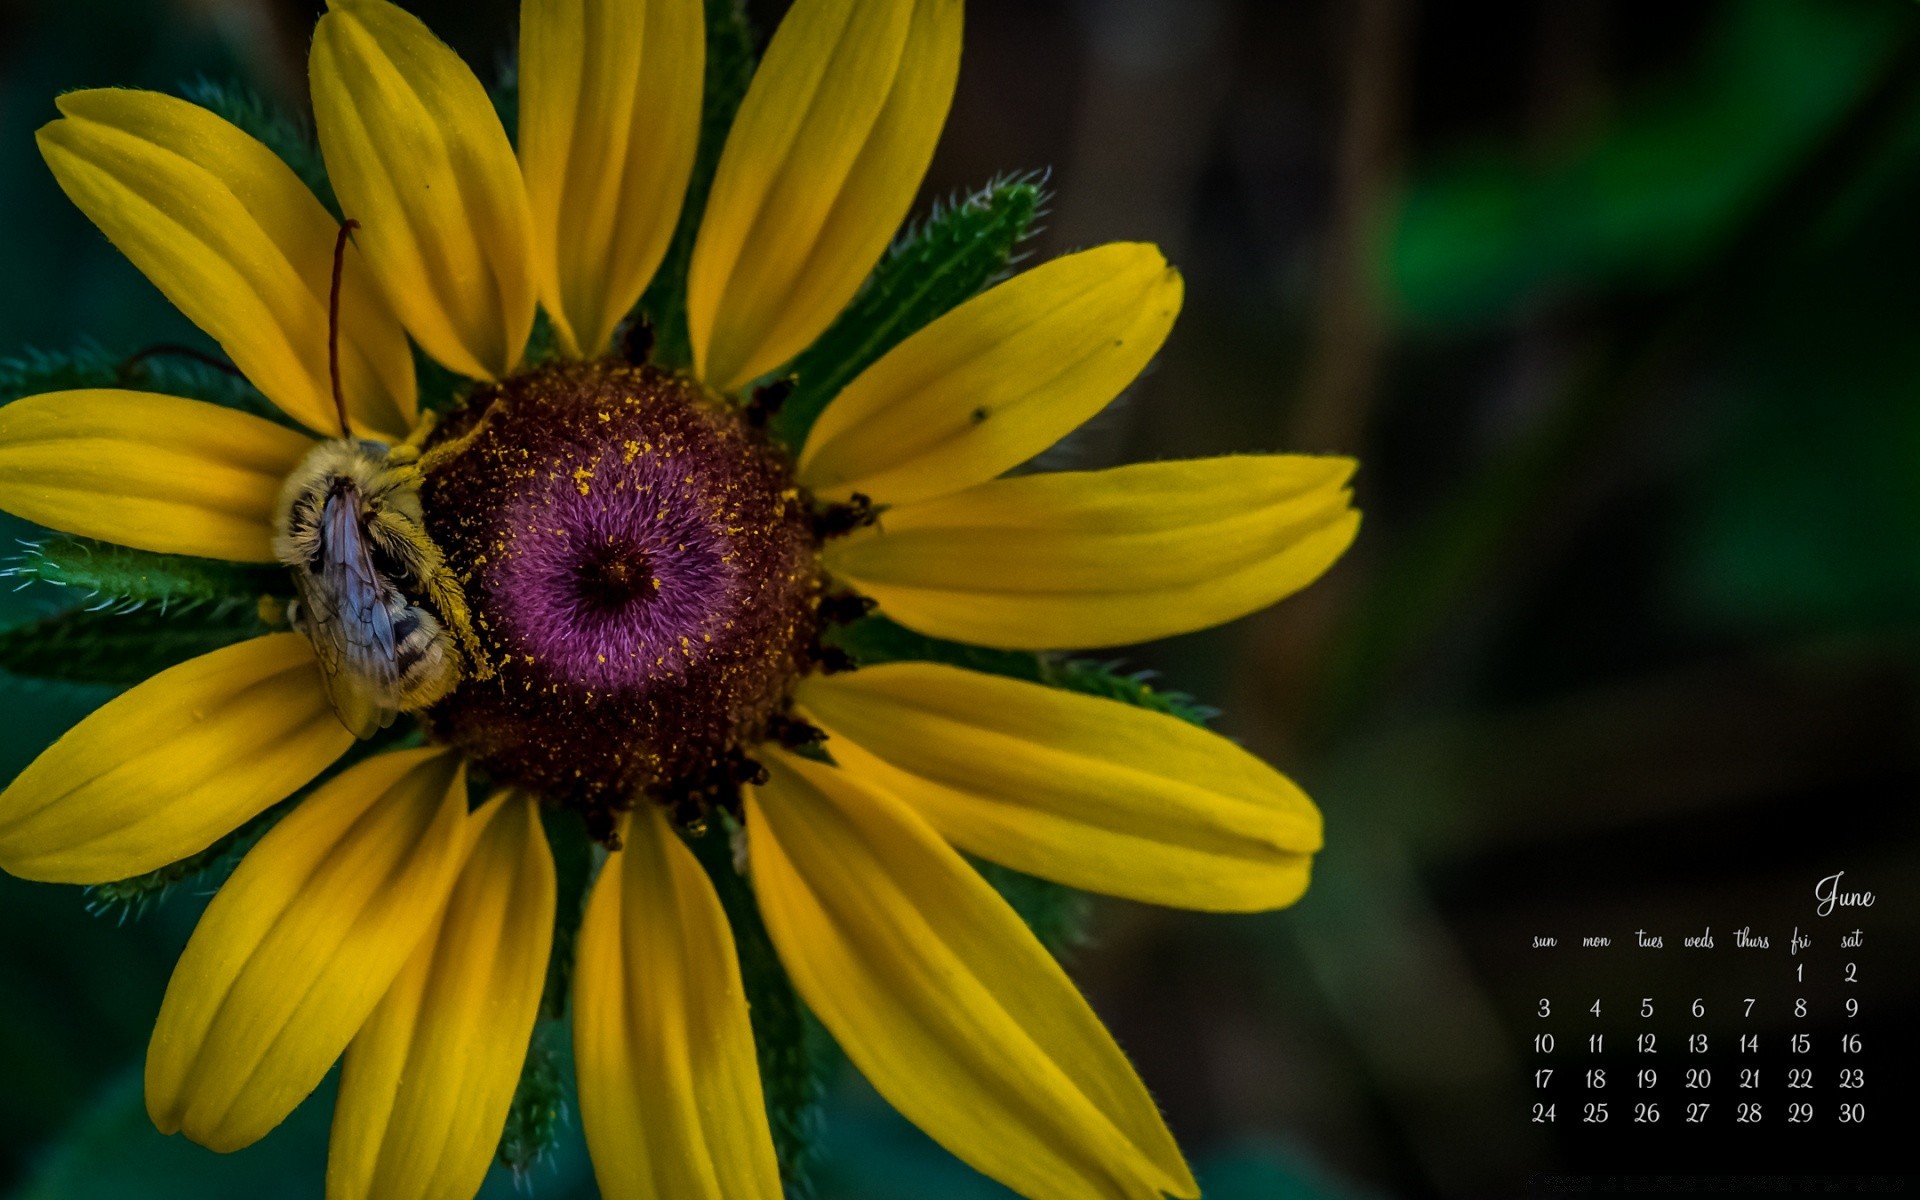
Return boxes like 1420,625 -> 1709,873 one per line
0,603 -> 266,687
635,0 -> 757,370
0,341 -> 276,418
179,78 -> 337,219
1387,0 -> 1908,326
689,822 -> 830,1195
769,178 -> 1044,451
1674,92 -> 1920,635
4,537 -> 279,611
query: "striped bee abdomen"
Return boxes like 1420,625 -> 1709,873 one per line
389,595 -> 459,710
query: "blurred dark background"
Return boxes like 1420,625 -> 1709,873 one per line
2,0 -> 1918,1197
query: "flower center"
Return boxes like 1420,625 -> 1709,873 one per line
572,541 -> 659,613
419,361 -> 819,841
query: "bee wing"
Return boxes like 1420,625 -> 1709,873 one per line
297,488 -> 401,739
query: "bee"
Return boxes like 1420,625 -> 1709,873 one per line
272,219 -> 485,738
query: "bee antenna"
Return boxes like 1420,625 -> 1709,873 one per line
329,218 -> 361,440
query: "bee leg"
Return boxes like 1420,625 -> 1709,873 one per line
365,510 -> 434,578
364,510 -> 491,680
258,594 -> 292,629
385,410 -> 439,467
413,399 -> 507,477
421,568 -> 491,680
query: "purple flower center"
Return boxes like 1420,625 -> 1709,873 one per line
571,540 -> 658,613
420,362 -> 818,837
483,416 -> 745,691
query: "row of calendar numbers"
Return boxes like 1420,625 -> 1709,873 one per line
1534,1066 -> 1866,1087
1530,1100 -> 1866,1124
1532,1031 -> 1863,1053
1537,996 -> 1860,1019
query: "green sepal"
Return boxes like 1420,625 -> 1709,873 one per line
635,0 -> 756,370
0,343 -> 128,404
82,798 -> 290,922
825,614 -> 1214,729
0,604 -> 267,687
688,821 -> 830,1195
411,345 -> 472,415
491,62 -> 520,147
822,611 -> 1039,681
1039,656 -> 1218,728
4,537 -> 280,612
493,806 -> 594,1173
768,177 -> 1045,452
179,78 -> 338,219
0,341 -> 277,421
520,307 -> 563,374
972,858 -> 1091,955
495,1017 -> 569,1178
80,727 -> 424,923
536,805 -> 596,1021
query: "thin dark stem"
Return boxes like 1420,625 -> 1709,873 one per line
329,217 -> 360,439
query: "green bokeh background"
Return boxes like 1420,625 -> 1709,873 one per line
0,0 -> 1916,1196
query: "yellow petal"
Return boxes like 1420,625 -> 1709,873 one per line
520,0 -> 704,358
826,455 -> 1361,649
146,748 -> 469,1153
748,751 -> 1197,1200
329,792 -> 554,1200
0,390 -> 315,562
313,0 -> 537,380
574,805 -> 781,1200
0,634 -> 352,885
686,0 -> 961,391
798,245 -> 1183,506
798,664 -> 1320,911
37,90 -> 416,440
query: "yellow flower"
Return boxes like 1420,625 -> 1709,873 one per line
0,1 -> 1359,1198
